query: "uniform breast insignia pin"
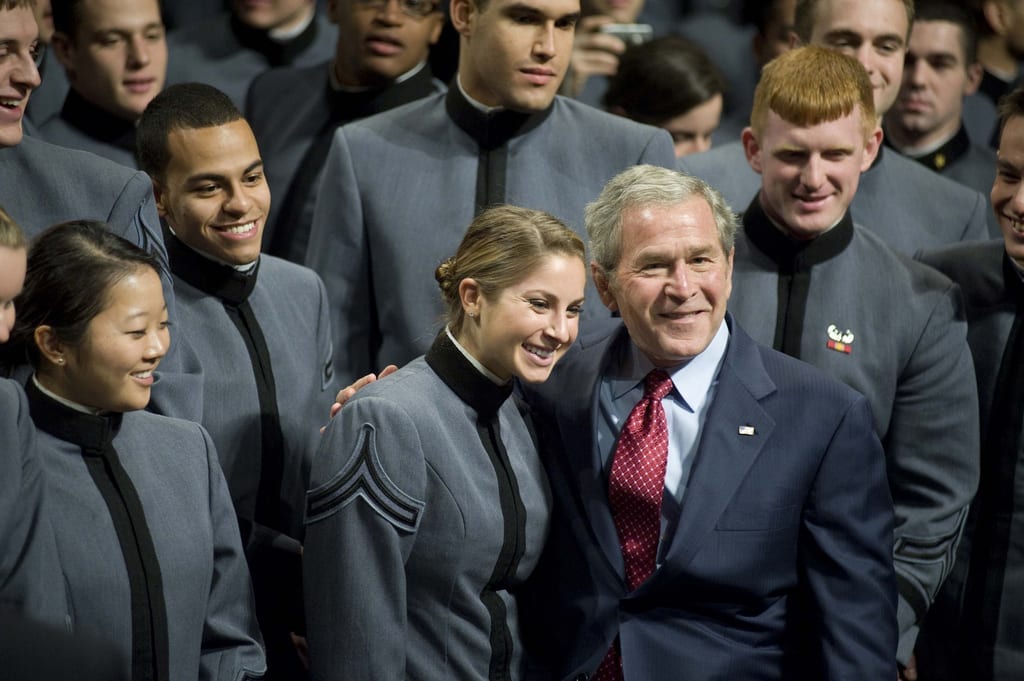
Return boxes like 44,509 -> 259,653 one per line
738,425 -> 755,436
826,324 -> 854,354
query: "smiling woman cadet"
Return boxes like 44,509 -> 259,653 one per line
1,221 -> 266,681
303,205 -> 587,681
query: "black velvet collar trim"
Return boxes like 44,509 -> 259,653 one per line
329,63 -> 437,121
25,379 -> 122,455
165,232 -> 258,306
425,331 -> 512,418
59,88 -> 136,152
444,85 -> 552,150
885,124 -> 971,173
742,193 -> 854,271
1003,251 -> 1024,305
230,10 -> 318,67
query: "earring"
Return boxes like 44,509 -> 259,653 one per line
468,311 -> 477,318
56,357 -> 65,365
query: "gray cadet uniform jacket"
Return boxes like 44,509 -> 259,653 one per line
25,380 -> 266,681
306,87 -> 676,384
38,89 -> 137,169
245,60 -> 444,263
166,10 -> 337,107
730,197 -> 981,661
0,136 -> 202,421
681,142 -> 992,254
915,239 -> 1024,681
0,379 -> 60,620
166,235 -> 336,543
304,332 -> 551,681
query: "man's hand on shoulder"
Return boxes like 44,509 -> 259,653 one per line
320,365 -> 399,433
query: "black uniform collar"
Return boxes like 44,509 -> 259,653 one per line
445,85 -> 552,150
59,88 -> 136,152
328,63 -> 438,122
885,124 -> 971,173
426,331 -> 513,418
165,231 -> 258,306
230,10 -> 318,67
26,378 -> 123,455
742,193 -> 854,270
1004,251 -> 1024,304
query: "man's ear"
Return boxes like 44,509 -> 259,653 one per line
965,62 -> 983,96
984,0 -> 1011,37
741,127 -> 764,174
152,180 -> 169,218
591,261 -> 618,313
450,0 -> 476,38
861,125 -> 883,171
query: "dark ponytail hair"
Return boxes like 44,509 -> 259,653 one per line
1,220 -> 161,368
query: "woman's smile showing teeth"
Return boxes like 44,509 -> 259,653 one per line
524,343 -> 556,360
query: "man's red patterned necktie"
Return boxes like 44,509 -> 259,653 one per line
593,369 -> 673,681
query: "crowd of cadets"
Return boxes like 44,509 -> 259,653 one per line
2,0 -> 1024,679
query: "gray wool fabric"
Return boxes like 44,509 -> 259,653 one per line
165,11 -> 337,108
730,201 -> 980,660
170,252 -> 336,541
31,402 -> 266,680
0,379 -> 62,621
304,335 -> 551,681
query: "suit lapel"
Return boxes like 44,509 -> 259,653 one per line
650,320 -> 778,583
551,324 -> 629,581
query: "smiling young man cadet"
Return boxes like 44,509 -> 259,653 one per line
730,44 -> 979,681
136,82 -> 338,680
681,0 -> 995,254
39,0 -> 166,168
305,0 -> 676,385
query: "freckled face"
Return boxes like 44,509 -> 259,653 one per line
743,107 -> 880,239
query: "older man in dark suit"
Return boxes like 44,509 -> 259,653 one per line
524,163 -> 897,681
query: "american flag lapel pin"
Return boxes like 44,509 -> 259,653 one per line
738,425 -> 755,436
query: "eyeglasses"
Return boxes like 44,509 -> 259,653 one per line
353,0 -> 440,18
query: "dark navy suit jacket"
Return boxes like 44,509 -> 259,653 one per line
524,316 -> 897,680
